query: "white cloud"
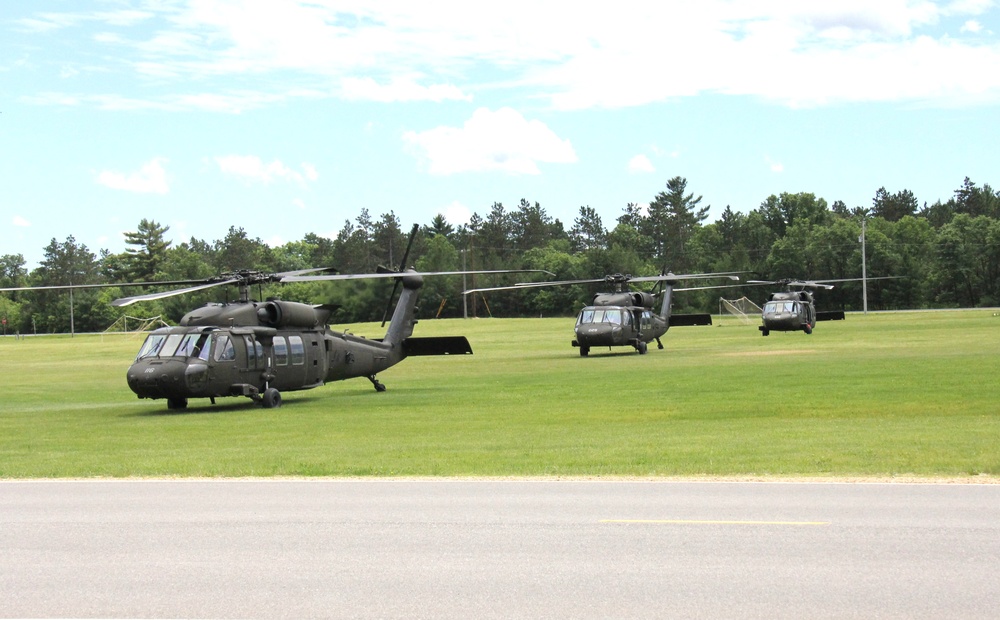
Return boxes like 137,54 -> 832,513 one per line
628,154 -> 655,174
13,215 -> 31,227
96,158 -> 169,194
961,19 -> 984,33
765,155 -> 785,173
402,107 -> 577,175
214,155 -> 317,185
341,76 -> 471,103
301,163 -> 319,182
17,2 -> 1000,111
443,201 -> 472,226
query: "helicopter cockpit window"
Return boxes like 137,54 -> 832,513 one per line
606,310 -> 622,324
289,335 -> 305,365
214,335 -> 236,362
274,336 -> 288,366
578,309 -> 595,325
135,334 -> 167,360
157,333 -> 184,357
175,333 -> 211,359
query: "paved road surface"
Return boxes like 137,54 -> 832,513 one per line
2,479 -> 998,618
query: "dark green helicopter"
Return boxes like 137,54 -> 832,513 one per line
465,271 -> 740,356
748,279 -> 842,336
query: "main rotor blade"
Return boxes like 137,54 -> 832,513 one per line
627,272 -> 743,284
111,279 -> 240,307
274,267 -> 339,278
464,271 -> 742,295
282,269 -> 554,283
0,278 -> 209,293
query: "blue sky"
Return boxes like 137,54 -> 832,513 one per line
3,1 -> 1000,269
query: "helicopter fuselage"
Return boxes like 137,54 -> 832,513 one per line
759,291 -> 818,335
572,305 -> 664,356
126,273 -> 472,410
570,283 -> 713,356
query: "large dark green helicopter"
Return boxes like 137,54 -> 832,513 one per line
747,277 -> 897,336
465,271 -> 740,356
3,226 -> 549,409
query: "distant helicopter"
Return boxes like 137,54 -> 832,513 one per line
747,277 -> 896,336
4,226 -> 550,409
465,271 -> 740,356
747,279 -> 842,336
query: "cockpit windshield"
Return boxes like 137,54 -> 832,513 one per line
135,331 -> 213,360
764,301 -> 798,314
577,308 -> 630,326
135,334 -> 167,360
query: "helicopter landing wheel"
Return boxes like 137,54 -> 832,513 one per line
761,328 -> 769,337
166,397 -> 188,411
579,346 -> 590,357
369,375 -> 387,392
804,324 -> 813,335
262,387 -> 282,409
637,341 -> 648,354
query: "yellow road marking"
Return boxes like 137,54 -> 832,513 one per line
601,519 -> 830,526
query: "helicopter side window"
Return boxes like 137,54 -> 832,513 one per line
214,335 -> 236,362
274,336 -> 288,366
136,334 -> 167,360
289,335 -> 305,365
244,336 -> 259,368
641,311 -> 653,329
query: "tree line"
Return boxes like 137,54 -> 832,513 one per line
2,176 -> 999,334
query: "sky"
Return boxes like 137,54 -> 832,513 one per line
3,1 -> 1000,270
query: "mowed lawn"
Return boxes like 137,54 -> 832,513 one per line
0,310 -> 997,478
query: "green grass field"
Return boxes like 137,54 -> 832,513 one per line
1,310 -> 998,478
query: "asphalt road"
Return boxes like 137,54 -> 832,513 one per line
2,479 -> 998,619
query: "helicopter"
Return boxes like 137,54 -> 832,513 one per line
747,279 -> 841,336
4,226 -> 550,410
464,271 -> 741,356
747,277 -> 896,336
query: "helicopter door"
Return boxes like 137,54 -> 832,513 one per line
238,335 -> 266,388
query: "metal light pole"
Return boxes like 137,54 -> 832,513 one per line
859,218 -> 868,315
461,249 -> 468,319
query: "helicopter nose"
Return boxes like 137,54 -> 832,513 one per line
127,360 -> 193,399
